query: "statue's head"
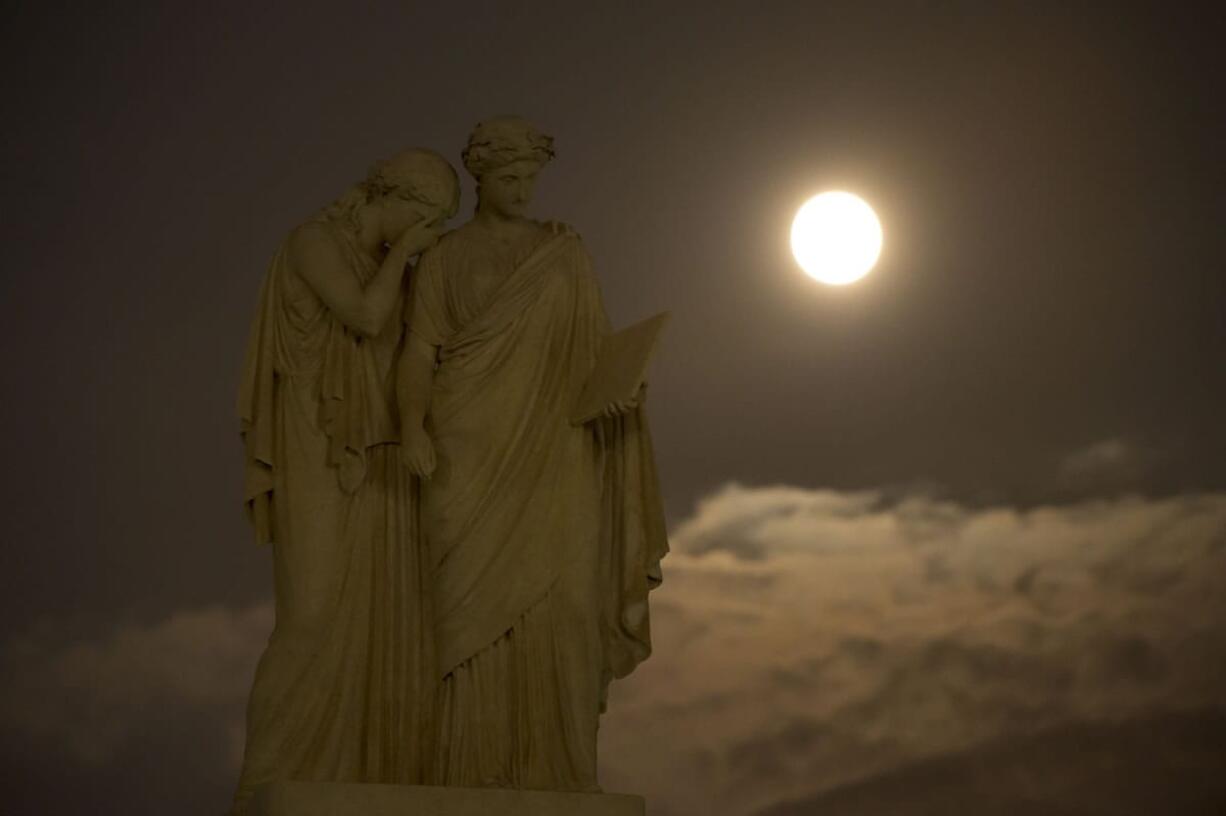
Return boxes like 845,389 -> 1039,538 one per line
362,148 -> 460,237
463,116 -> 554,218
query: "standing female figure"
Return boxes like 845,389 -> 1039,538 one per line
234,150 -> 458,813
399,118 -> 667,792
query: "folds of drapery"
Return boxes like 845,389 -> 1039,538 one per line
233,447 -> 436,812
594,404 -> 668,711
413,229 -> 668,698
232,221 -> 433,813
236,247 -> 282,545
236,223 -> 399,545
432,557 -> 601,791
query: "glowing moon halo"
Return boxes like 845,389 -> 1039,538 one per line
790,191 -> 883,285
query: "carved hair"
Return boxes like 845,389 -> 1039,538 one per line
462,116 -> 555,179
319,148 -> 460,231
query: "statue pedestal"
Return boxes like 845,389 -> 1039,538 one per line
250,781 -> 645,816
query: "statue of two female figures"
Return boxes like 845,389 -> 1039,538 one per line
232,118 -> 668,814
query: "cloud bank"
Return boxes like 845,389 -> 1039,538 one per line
599,485 -> 1226,815
3,485 -> 1224,815
2,603 -> 271,767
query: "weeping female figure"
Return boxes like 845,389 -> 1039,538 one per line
233,149 -> 458,814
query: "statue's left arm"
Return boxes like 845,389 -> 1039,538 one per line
397,246 -> 451,478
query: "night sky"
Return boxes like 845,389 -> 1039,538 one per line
3,3 -> 1224,815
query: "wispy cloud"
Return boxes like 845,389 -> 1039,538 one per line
1058,437 -> 1149,491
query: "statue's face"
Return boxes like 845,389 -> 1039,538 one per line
479,159 -> 542,219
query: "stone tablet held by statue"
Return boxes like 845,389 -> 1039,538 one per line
571,311 -> 670,426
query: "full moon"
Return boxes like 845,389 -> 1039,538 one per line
790,191 -> 883,285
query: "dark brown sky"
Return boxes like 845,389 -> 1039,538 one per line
2,3 -> 1224,814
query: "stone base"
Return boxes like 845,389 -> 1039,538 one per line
250,781 -> 645,816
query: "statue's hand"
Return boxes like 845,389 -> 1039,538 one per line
401,425 -> 437,478
601,382 -> 647,419
392,215 -> 444,258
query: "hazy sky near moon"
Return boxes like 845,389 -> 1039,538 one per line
1,2 -> 1224,814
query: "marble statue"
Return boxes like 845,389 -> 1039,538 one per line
234,119 -> 667,815
398,116 -> 668,792
233,149 -> 459,814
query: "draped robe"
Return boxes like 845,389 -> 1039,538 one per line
232,219 -> 434,813
407,223 -> 668,790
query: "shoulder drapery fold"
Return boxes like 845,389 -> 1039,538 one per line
237,248 -> 282,545
237,229 -> 400,545
437,233 -> 572,359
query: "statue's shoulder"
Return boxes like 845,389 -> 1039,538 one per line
540,219 -> 583,243
534,220 -> 590,268
283,220 -> 346,275
287,219 -> 330,248
547,223 -> 594,271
